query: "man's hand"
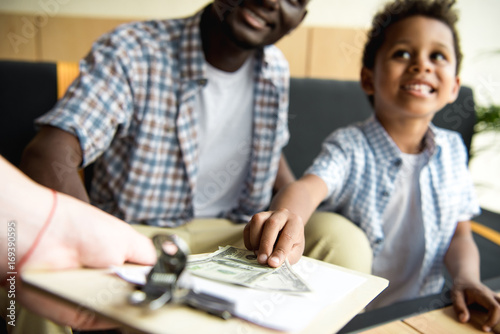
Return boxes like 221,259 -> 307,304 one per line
244,208 -> 305,268
451,279 -> 500,332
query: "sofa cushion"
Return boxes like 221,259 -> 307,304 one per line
0,60 -> 58,166
284,78 -> 476,177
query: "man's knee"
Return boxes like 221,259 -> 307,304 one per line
303,212 -> 372,274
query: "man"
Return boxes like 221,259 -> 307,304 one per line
21,0 -> 370,272
20,0 -> 305,255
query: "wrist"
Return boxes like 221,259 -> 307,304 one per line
16,189 -> 58,272
452,273 -> 481,287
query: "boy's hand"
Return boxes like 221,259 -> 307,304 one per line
243,208 -> 305,268
451,280 -> 500,332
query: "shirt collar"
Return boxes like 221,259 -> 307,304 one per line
363,116 -> 441,163
425,123 -> 439,157
179,7 -> 207,83
179,5 -> 271,84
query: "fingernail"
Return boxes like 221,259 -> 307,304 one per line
269,256 -> 280,266
258,253 -> 268,263
483,326 -> 491,332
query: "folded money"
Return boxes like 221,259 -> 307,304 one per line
187,246 -> 311,293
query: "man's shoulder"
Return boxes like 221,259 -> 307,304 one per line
92,14 -> 199,55
263,45 -> 287,62
105,17 -> 188,43
262,45 -> 289,75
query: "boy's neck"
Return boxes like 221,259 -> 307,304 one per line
377,116 -> 431,154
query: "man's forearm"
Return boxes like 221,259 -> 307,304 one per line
19,127 -> 89,202
20,153 -> 89,202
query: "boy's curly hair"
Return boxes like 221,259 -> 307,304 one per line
362,0 -> 462,74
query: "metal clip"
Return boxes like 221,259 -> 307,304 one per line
128,234 -> 235,319
129,234 -> 190,310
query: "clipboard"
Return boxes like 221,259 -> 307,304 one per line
22,256 -> 388,333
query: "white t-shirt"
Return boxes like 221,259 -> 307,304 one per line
368,152 -> 427,309
193,58 -> 254,217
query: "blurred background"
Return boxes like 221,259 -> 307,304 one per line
1,0 -> 499,213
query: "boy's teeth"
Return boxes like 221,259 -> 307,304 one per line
404,84 -> 433,93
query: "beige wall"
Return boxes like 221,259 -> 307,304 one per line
0,13 -> 367,80
1,0 -> 500,104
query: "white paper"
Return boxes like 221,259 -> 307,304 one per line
113,258 -> 366,332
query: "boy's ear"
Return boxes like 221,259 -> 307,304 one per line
361,67 -> 375,95
448,76 -> 461,103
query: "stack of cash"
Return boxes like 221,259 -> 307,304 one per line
186,246 -> 311,293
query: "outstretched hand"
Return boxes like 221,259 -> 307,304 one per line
244,208 -> 305,268
18,191 -> 157,330
451,280 -> 500,332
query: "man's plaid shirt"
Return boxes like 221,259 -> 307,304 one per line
37,8 -> 290,226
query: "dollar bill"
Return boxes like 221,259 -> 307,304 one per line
186,246 -> 311,293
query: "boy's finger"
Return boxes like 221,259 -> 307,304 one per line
258,211 -> 287,264
247,212 -> 272,251
480,295 -> 500,332
453,290 -> 469,323
243,223 -> 252,251
268,220 -> 302,267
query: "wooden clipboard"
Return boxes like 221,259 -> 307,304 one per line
22,257 -> 388,333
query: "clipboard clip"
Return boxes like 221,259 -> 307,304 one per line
128,234 -> 235,319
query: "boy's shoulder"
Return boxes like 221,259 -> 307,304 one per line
430,124 -> 466,148
326,120 -> 369,144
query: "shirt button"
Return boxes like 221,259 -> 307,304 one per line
197,78 -> 208,86
394,158 -> 402,167
381,190 -> 390,197
374,238 -> 383,245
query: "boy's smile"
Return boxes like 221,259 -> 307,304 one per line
362,15 -> 460,122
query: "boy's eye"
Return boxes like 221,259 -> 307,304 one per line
392,50 -> 411,59
287,0 -> 306,6
431,52 -> 447,61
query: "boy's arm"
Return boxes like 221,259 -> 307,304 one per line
244,174 -> 328,267
444,221 -> 500,332
272,154 -> 296,194
19,126 -> 90,202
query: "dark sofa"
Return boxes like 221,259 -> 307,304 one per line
284,77 -> 476,177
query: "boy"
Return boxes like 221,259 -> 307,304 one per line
245,0 -> 500,330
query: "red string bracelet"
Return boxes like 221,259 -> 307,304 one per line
17,189 -> 58,272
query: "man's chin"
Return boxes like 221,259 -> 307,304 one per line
222,21 -> 271,50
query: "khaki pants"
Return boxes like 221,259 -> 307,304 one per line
7,211 -> 372,333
